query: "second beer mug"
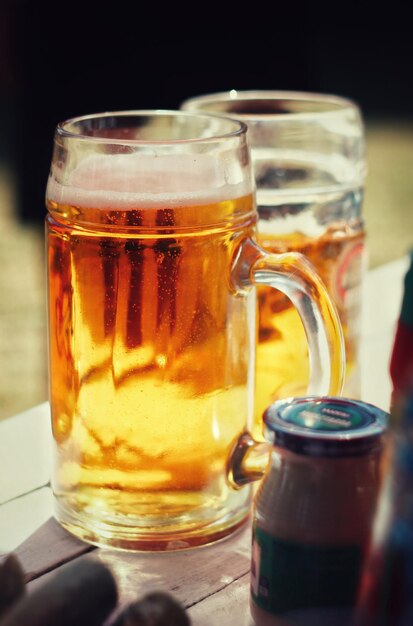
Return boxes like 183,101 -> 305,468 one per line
46,111 -> 344,550
182,91 -> 367,427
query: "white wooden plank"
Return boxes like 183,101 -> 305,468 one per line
0,486 -> 53,554
360,254 -> 409,412
0,402 -> 52,504
188,573 -> 255,626
94,522 -> 252,606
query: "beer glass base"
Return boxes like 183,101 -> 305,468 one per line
53,496 -> 251,552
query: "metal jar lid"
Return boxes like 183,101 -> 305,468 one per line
263,396 -> 388,457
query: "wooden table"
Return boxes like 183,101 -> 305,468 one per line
0,255 -> 409,625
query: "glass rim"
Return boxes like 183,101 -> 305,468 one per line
56,109 -> 248,145
181,90 -> 361,121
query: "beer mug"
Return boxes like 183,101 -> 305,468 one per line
182,91 -> 366,428
46,111 -> 344,551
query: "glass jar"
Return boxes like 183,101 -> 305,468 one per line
248,396 -> 388,626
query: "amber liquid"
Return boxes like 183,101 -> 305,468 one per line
47,195 -> 255,549
255,224 -> 365,433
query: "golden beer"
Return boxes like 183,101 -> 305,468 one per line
47,188 -> 256,549
255,224 -> 365,424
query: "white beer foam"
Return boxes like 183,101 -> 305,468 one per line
47,153 -> 251,209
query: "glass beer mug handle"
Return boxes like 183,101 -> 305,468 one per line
227,431 -> 271,489
232,238 -> 346,397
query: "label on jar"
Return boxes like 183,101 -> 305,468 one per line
251,525 -> 361,616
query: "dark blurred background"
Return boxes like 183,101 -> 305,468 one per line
2,5 -> 413,223
1,3 -> 412,416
